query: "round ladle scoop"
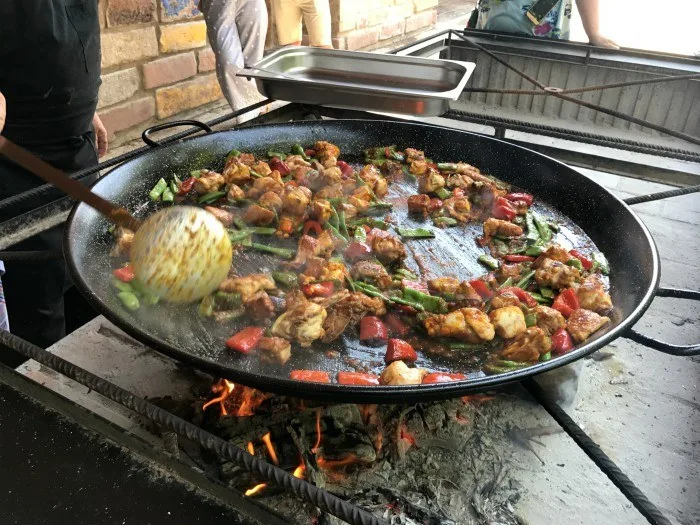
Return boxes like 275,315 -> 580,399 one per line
0,136 -> 232,303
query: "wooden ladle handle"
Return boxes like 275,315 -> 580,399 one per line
0,136 -> 140,231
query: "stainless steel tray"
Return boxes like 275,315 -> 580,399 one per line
239,47 -> 475,117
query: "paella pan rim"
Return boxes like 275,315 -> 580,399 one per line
64,119 -> 661,403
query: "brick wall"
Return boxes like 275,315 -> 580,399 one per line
97,0 -> 223,147
98,0 -> 438,146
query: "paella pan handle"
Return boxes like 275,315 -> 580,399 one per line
141,120 -> 213,148
623,288 -> 700,356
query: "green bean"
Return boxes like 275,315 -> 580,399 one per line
516,270 -> 536,289
566,258 -> 583,271
524,312 -> 537,327
267,150 -> 286,159
433,216 -> 458,228
226,148 -> 241,161
448,342 -> 489,351
169,180 -> 179,195
190,169 -> 203,178
338,210 -> 349,240
533,214 -> 552,243
214,291 -> 242,309
525,212 -> 540,244
111,279 -> 134,294
117,291 -> 140,311
539,352 -> 552,362
232,216 -> 246,230
345,274 -> 356,292
434,187 -> 451,200
272,271 -> 297,287
525,245 -> 544,257
349,217 -> 389,230
161,187 -> 174,203
353,225 -> 367,242
402,288 -> 447,313
497,277 -> 514,290
365,202 -> 393,215
478,254 -> 499,270
247,226 -> 276,235
197,191 -> 226,204
528,292 -> 552,304
251,242 -> 294,259
149,178 -> 167,201
128,279 -> 160,306
290,144 -> 309,160
397,227 -> 435,239
250,169 -> 264,179
539,286 -> 555,299
394,268 -> 418,281
228,230 -> 252,244
437,163 -> 459,172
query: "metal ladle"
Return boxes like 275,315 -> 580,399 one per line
0,136 -> 232,303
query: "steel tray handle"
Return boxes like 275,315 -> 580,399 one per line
141,120 -> 213,148
624,287 -> 700,356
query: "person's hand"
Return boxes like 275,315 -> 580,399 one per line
0,91 -> 6,134
589,33 -> 619,49
93,113 -> 108,157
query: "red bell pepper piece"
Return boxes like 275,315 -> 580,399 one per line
359,316 -> 387,347
569,249 -> 593,270
422,372 -> 466,384
290,370 -> 331,383
336,160 -> 353,177
551,328 -> 574,355
337,372 -> 379,386
499,286 -> 538,308
344,241 -> 372,262
303,220 -> 323,236
304,148 -> 316,158
226,326 -> 265,354
269,157 -> 291,176
552,288 -> 579,318
178,177 -> 197,195
301,281 -> 335,298
469,279 -> 494,300
384,338 -> 418,364
385,313 -> 411,337
504,254 -> 535,263
504,192 -> 533,206
492,197 -> 517,221
113,264 -> 135,283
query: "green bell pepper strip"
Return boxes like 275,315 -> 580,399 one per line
198,191 -> 226,204
290,144 -> 309,160
214,291 -> 242,309
437,162 -> 458,172
232,216 -> 246,230
226,148 -> 241,161
525,212 -> 540,244
272,271 -> 297,287
267,150 -> 286,160
539,352 -> 552,362
533,214 -> 552,243
528,292 -> 552,305
394,268 -> 418,281
396,227 -> 435,240
566,258 -> 583,271
169,180 -> 179,195
402,288 -> 447,313
117,291 -> 140,311
161,187 -> 174,203
434,187 -> 451,200
525,245 -> 544,257
539,286 -> 555,299
433,216 -> 458,228
251,242 -> 294,259
149,178 -> 167,201
515,270 -> 536,289
497,277 -> 514,290
524,312 -> 537,327
247,226 -> 276,235
592,252 -> 610,275
478,254 -> 499,270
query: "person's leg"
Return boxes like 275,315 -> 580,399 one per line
299,0 -> 332,47
201,0 -> 267,112
271,0 -> 303,46
236,0 -> 268,65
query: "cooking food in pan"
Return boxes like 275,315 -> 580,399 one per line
109,141 -> 613,386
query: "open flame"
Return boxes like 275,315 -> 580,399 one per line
311,409 -> 322,454
461,394 -> 495,404
261,432 -> 279,465
202,380 -> 271,417
317,453 -> 360,470
292,461 -> 306,479
244,483 -> 267,497
202,379 -> 235,415
399,424 -> 417,448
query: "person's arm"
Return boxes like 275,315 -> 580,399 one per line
0,91 -> 6,134
93,113 -> 108,157
575,0 -> 619,48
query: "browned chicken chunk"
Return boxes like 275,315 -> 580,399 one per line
534,305 -> 566,335
567,308 -> 610,343
407,194 -> 431,216
491,290 -> 521,309
227,183 -> 245,201
409,159 -> 428,176
427,277 -> 460,295
350,261 -> 392,289
243,204 -> 276,226
418,169 -> 445,194
285,155 -> 311,170
444,195 -> 471,222
575,275 -> 613,314
271,301 -> 327,347
483,218 -> 523,238
193,170 -> 225,194
251,160 -> 272,177
219,274 -> 275,301
370,231 -> 406,264
282,185 -> 312,216
445,173 -> 473,190
311,199 -> 333,224
380,360 -> 427,386
404,148 -> 425,162
359,165 -> 388,198
314,141 -> 340,162
534,245 -> 571,267
204,206 -> 235,227
423,307 -> 495,343
489,306 -> 527,338
110,227 -> 134,257
222,159 -> 251,185
322,292 -> 386,343
258,337 -> 291,365
288,231 -> 335,268
315,184 -> 344,200
244,290 -> 275,321
259,191 -> 283,213
246,175 -> 284,199
500,327 -> 552,362
535,258 -> 581,290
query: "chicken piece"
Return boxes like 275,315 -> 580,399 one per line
512,201 -> 529,216
293,165 -> 315,186
500,326 -> 552,362
407,194 -> 431,216
445,173 -> 473,191
348,187 -> 373,213
246,176 -> 284,199
298,256 -> 326,285
251,160 -> 272,177
359,165 -> 388,198
222,159 -> 252,185
321,166 -> 343,187
489,306 -> 527,339
288,231 -> 335,268
404,148 -> 425,162
535,258 -> 581,290
227,183 -> 245,201
318,261 -> 349,284
370,231 -> 406,264
444,195 -> 471,222
423,307 -> 495,343
491,290 -> 521,309
321,155 -> 337,169
321,292 -> 386,343
575,275 -> 613,314
271,301 -> 327,347
238,153 -> 256,166
243,204 -> 276,226
409,159 -> 428,176
534,305 -> 566,336
314,141 -> 340,163
380,360 -> 427,386
534,245 -> 571,267
342,202 -> 358,220
258,337 -> 292,366
193,170 -> 226,194
276,214 -> 304,238
281,185 -> 312,216
284,289 -> 308,310
315,184 -> 344,200
219,274 -> 275,301
498,263 -> 522,280
341,176 -> 359,195
418,169 -> 445,194
350,261 -> 392,289
204,206 -> 235,227
428,277 -> 460,295
483,218 -> 523,238
567,308 -> 610,343
244,290 -> 275,321
454,282 -> 483,306
111,227 -> 134,257
259,191 -> 283,213
311,199 -> 333,224
310,289 -> 351,308
285,155 -> 311,170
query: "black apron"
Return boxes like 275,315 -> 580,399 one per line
0,0 -> 101,352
